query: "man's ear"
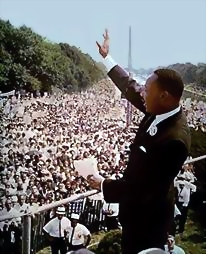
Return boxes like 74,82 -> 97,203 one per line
160,91 -> 169,100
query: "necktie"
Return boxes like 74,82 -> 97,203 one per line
70,227 -> 75,245
59,219 -> 61,238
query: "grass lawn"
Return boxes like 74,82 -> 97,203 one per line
175,210 -> 206,254
37,210 -> 205,254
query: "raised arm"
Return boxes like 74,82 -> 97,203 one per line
96,29 -> 146,113
103,55 -> 146,113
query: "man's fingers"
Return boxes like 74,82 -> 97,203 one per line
105,29 -> 109,39
96,41 -> 101,49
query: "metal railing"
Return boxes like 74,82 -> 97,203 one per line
0,190 -> 98,222
0,155 -> 205,254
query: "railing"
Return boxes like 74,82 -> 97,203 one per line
0,190 -> 102,254
0,155 -> 206,254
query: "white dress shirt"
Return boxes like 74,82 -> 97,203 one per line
177,171 -> 196,182
66,223 -> 90,245
43,217 -> 71,237
147,106 -> 181,133
175,180 -> 196,207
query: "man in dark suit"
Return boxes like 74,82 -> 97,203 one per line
88,30 -> 191,254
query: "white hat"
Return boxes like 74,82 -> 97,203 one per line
71,213 -> 79,220
56,206 -> 65,215
138,248 -> 166,254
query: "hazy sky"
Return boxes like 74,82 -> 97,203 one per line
1,0 -> 206,68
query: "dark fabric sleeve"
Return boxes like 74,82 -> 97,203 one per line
102,140 -> 188,204
108,65 -> 146,113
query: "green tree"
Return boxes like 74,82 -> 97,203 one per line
0,19 -> 104,93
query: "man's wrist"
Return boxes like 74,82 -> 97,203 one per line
103,55 -> 117,73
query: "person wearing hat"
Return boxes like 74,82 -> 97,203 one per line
66,213 -> 91,252
43,206 -> 71,254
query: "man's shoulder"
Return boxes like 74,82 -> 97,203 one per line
174,245 -> 185,254
157,110 -> 191,150
169,110 -> 191,147
63,217 -> 71,223
48,217 -> 57,223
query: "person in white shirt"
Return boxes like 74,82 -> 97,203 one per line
66,213 -> 91,252
137,235 -> 185,254
164,235 -> 185,254
43,206 -> 71,254
175,180 -> 196,235
102,201 -> 119,231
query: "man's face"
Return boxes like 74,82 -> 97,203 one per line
57,214 -> 63,220
6,200 -> 12,210
142,73 -> 163,114
71,219 -> 78,227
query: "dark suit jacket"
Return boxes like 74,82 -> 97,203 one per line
102,65 -> 191,242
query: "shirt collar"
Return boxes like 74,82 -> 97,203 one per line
155,105 -> 181,123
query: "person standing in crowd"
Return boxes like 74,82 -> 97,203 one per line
88,29 -> 191,253
102,201 -> 119,231
43,206 -> 71,254
66,213 -> 91,252
164,235 -> 185,254
175,179 -> 196,236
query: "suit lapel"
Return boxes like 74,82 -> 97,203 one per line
133,114 -> 156,144
133,109 -> 183,145
150,109 -> 183,140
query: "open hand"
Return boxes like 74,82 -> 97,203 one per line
96,29 -> 109,58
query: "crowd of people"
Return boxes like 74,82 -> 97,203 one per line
0,78 -> 205,254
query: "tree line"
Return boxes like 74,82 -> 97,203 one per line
131,63 -> 206,88
0,19 -> 105,94
167,62 -> 206,87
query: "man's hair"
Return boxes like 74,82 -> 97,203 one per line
154,68 -> 184,99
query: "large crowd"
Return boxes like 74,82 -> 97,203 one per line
0,79 -> 205,254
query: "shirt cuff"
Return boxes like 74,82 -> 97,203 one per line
103,55 -> 117,73
100,179 -> 104,192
